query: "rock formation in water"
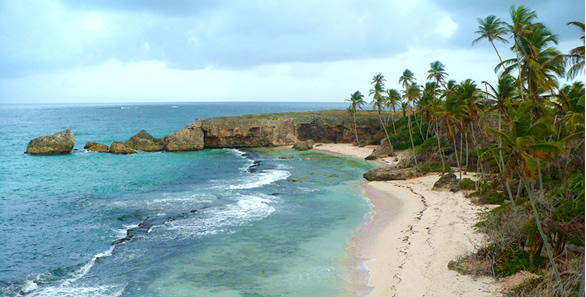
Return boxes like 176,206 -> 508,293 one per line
26,129 -> 75,155
163,123 -> 205,151
109,142 -> 137,154
26,111 -> 387,154
84,142 -> 109,153
125,130 -> 164,152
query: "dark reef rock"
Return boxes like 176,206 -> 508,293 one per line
363,167 -> 421,181
109,142 -> 137,154
125,130 -> 164,152
84,142 -> 109,153
26,129 -> 75,155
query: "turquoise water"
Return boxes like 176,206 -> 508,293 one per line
0,103 -> 375,296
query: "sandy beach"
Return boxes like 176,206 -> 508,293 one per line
313,143 -> 502,296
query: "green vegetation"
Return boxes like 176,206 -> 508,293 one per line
345,6 -> 584,296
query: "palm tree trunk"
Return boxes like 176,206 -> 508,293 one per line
491,41 -> 505,70
408,115 -> 418,167
413,110 -> 425,140
464,131 -> 469,175
391,107 -> 397,134
435,120 -> 446,174
513,38 -> 526,101
528,159 -> 564,295
449,123 -> 461,180
353,111 -> 359,145
378,110 -> 394,153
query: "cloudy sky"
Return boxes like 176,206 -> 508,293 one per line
0,0 -> 583,104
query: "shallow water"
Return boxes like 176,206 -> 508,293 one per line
0,102 -> 375,296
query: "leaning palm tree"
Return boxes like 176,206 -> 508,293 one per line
345,91 -> 366,145
473,15 -> 509,69
370,82 -> 394,153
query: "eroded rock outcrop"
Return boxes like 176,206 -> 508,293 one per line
109,142 -> 136,154
125,130 -> 164,152
84,142 -> 109,153
292,139 -> 315,151
26,129 -> 75,155
432,173 -> 459,190
163,123 -> 204,151
365,138 -> 394,160
363,167 -> 421,181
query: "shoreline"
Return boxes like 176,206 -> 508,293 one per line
311,143 -> 503,296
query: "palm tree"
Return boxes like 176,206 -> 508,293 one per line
427,61 -> 448,90
483,74 -> 519,199
386,89 -> 402,134
372,73 -> 386,88
399,69 -> 416,89
506,5 -> 538,101
370,81 -> 394,153
566,21 -> 585,80
404,84 -> 422,166
400,101 -> 409,117
473,15 -> 509,67
345,91 -> 366,145
499,24 -> 565,110
482,101 -> 565,294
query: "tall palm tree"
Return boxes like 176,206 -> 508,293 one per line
404,84 -> 422,166
566,21 -> 585,80
483,74 -> 519,200
345,91 -> 366,145
370,81 -> 394,153
499,24 -> 564,110
386,89 -> 402,134
399,69 -> 416,89
427,61 -> 448,90
506,5 -> 538,101
473,15 -> 509,67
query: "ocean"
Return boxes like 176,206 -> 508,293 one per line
0,102 -> 376,297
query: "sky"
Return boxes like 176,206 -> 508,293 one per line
0,0 -> 584,104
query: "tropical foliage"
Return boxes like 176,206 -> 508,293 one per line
344,5 -> 584,296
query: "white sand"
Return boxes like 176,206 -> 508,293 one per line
313,143 -> 503,296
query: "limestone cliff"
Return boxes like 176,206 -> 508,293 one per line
198,111 -> 382,148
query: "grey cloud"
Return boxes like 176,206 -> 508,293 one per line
436,0 -> 585,49
1,0 -> 581,79
61,0 -> 220,17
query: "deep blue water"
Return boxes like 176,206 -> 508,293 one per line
0,102 -> 375,296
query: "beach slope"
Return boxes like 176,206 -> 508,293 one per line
313,144 -> 502,296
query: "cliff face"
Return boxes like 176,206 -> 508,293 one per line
28,111 -> 386,154
198,111 -> 383,148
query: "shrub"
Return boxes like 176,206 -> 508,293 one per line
459,178 -> 476,190
419,161 -> 453,173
